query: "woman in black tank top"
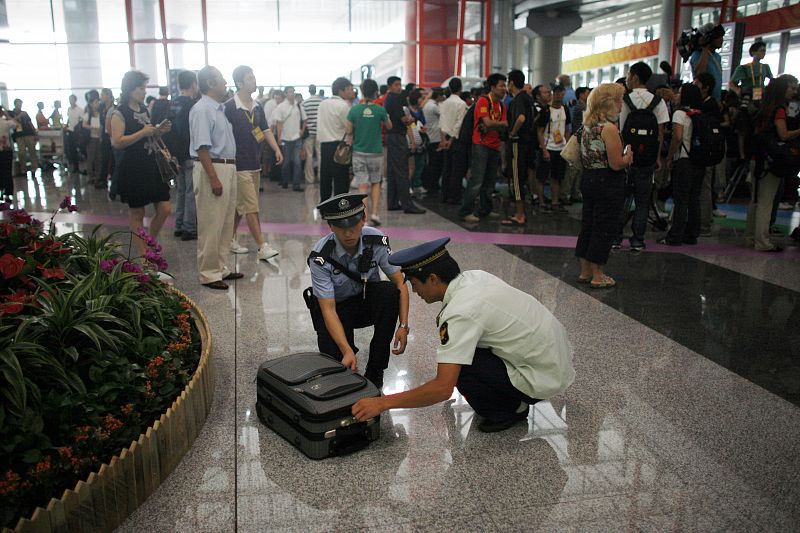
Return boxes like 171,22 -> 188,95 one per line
110,70 -> 172,256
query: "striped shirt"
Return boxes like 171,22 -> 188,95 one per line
302,95 -> 323,135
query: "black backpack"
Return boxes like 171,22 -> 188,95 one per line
687,110 -> 725,167
458,104 -> 475,145
622,93 -> 661,167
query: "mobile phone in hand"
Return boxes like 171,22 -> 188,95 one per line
156,119 -> 169,128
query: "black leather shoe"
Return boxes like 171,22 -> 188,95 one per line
202,280 -> 229,290
174,230 -> 183,237
223,272 -> 244,280
388,205 -> 403,211
181,232 -> 197,241
477,410 -> 528,433
403,204 -> 426,214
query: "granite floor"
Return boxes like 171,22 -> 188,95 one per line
9,168 -> 800,532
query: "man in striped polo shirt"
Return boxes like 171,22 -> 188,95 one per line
302,84 -> 323,184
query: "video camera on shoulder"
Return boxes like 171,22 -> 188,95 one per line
676,24 -> 725,62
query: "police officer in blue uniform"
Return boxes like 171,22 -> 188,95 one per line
352,238 -> 575,432
304,192 -> 410,388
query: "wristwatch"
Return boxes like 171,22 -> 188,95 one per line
398,323 -> 410,332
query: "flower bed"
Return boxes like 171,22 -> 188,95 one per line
0,200 -> 207,530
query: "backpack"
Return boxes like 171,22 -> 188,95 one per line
622,93 -> 661,167
686,110 -> 725,167
458,104 -> 475,145
756,107 -> 800,178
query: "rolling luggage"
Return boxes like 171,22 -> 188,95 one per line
256,352 -> 381,459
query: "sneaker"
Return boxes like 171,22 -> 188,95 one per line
231,239 -> 249,254
257,243 -> 279,261
554,204 -> 568,214
486,211 -> 502,220
630,241 -> 645,253
540,204 -> 553,214
611,240 -> 622,251
779,202 -> 794,210
369,214 -> 382,226
712,208 -> 727,218
462,213 -> 480,223
412,186 -> 428,195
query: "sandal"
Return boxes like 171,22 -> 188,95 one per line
501,216 -> 526,227
590,275 -> 616,289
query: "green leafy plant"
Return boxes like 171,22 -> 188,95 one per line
0,201 -> 201,528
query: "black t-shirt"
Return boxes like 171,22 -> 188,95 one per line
163,95 -> 197,161
508,91 -> 533,142
701,97 -> 722,120
384,92 -> 407,134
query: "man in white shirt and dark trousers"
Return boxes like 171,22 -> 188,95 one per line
615,62 -> 670,252
536,85 -> 571,213
65,94 -> 83,172
316,77 -> 354,202
351,237 -> 575,433
273,86 -> 307,191
421,88 -> 445,194
438,78 -> 468,204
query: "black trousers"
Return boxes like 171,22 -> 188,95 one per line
422,142 -> 443,191
457,348 -> 539,420
98,136 -> 114,185
441,142 -> 469,203
575,168 -> 626,265
309,281 -> 400,381
385,133 -> 412,209
666,158 -> 704,244
319,141 -> 350,202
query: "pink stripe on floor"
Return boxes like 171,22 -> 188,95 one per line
23,211 -> 800,260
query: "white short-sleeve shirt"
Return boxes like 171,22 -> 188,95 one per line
672,109 -> 693,160
436,270 -> 575,400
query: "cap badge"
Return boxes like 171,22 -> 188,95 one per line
338,198 -> 350,210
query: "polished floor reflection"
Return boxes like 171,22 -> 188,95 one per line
7,168 -> 799,532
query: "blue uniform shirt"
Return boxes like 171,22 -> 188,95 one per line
690,49 -> 723,104
310,226 -> 399,301
189,94 -> 237,159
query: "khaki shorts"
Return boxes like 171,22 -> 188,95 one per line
236,169 -> 260,215
352,152 -> 383,186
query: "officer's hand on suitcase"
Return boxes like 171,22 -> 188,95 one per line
392,327 -> 408,355
352,396 -> 384,421
341,350 -> 357,371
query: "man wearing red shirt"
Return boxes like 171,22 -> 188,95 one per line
459,73 -> 508,222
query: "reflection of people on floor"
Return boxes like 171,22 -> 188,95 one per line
353,237 -> 575,433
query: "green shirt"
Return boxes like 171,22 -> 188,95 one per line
730,62 -> 773,95
347,103 -> 388,154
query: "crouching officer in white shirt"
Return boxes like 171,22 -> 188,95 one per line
303,192 -> 410,388
352,237 -> 575,432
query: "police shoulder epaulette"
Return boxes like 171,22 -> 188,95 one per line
307,239 -> 337,266
362,234 -> 390,248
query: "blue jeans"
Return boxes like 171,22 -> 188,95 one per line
459,144 -> 499,217
175,159 -> 197,234
281,139 -> 303,189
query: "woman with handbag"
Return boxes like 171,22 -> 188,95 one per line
575,83 -> 633,289
745,74 -> 800,252
111,70 -> 173,256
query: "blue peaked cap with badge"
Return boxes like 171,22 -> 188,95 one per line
389,237 -> 451,272
317,193 -> 367,228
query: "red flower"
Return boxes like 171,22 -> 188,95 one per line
0,253 -> 25,279
9,210 -> 32,225
39,266 -> 65,280
0,291 -> 28,316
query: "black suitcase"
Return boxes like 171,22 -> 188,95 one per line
256,352 -> 381,459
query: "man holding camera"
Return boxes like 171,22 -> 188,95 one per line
690,23 -> 725,104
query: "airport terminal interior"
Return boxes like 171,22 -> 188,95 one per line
1,0 -> 799,531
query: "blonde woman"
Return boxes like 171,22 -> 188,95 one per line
575,83 -> 633,288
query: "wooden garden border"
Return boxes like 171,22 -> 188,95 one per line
4,289 -> 214,533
